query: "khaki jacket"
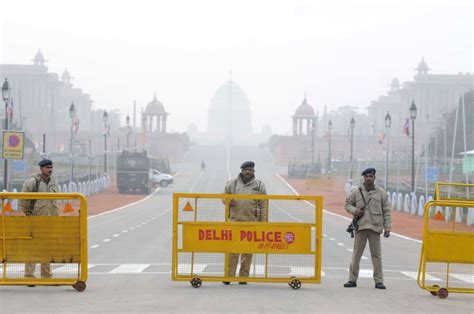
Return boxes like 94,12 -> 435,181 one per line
224,174 -> 268,222
19,174 -> 59,216
345,184 -> 391,234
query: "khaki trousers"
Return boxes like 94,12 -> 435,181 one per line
349,229 -> 383,283
227,253 -> 253,277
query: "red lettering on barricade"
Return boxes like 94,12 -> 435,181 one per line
199,229 -> 205,240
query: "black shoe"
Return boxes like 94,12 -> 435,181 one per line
238,282 -> 247,285
343,281 -> 357,288
27,285 -> 36,288
375,282 -> 386,289
222,281 -> 230,285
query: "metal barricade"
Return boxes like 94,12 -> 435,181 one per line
0,192 -> 88,291
172,193 -> 323,289
417,197 -> 474,298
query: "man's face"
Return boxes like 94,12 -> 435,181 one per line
363,174 -> 375,185
241,167 -> 255,180
41,165 -> 53,177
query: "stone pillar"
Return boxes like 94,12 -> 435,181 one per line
162,115 -> 167,134
292,117 -> 297,136
298,119 -> 302,135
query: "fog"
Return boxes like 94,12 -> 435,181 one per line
1,0 -> 472,134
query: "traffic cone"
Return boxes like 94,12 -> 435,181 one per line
3,202 -> 13,213
434,210 -> 444,221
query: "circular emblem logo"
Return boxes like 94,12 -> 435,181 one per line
8,135 -> 20,148
284,232 -> 295,244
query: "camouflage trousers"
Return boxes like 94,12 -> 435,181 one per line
25,263 -> 52,278
24,206 -> 58,278
227,253 -> 253,277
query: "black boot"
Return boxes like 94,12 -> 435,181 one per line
375,282 -> 386,289
343,281 -> 357,288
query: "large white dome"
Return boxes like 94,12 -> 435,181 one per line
207,81 -> 253,142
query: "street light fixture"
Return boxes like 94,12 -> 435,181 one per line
409,101 -> 417,193
349,117 -> 355,182
69,102 -> 76,183
103,110 -> 109,176
126,114 -> 131,149
328,120 -> 332,174
2,78 -> 10,191
384,112 -> 392,190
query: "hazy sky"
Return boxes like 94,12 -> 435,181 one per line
0,0 -> 472,134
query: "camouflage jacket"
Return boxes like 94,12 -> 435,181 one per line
19,174 -> 59,216
224,174 -> 268,222
345,184 -> 391,234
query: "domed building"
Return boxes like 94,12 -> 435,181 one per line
292,95 -> 317,136
207,80 -> 253,142
143,93 -> 168,133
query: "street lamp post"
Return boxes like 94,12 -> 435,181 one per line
328,120 -> 332,174
384,112 -> 392,190
126,114 -> 130,149
311,119 -> 315,166
69,102 -> 76,183
349,117 -> 355,182
2,79 -> 10,191
103,110 -> 109,176
410,101 -> 417,193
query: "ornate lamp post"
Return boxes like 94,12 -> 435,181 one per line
328,120 -> 332,174
69,102 -> 76,182
103,110 -> 109,175
410,101 -> 417,193
2,79 -> 10,190
384,112 -> 392,189
349,117 -> 355,182
126,114 -> 131,149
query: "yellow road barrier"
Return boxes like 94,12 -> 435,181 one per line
0,192 -> 88,291
417,197 -> 474,298
172,193 -> 323,289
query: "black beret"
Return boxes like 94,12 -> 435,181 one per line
38,159 -> 53,167
240,161 -> 255,169
361,168 -> 376,176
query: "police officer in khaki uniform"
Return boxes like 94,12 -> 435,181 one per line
223,161 -> 268,285
19,159 -> 59,281
344,168 -> 391,289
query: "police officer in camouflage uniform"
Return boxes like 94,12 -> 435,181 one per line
223,161 -> 268,285
344,168 -> 391,289
19,159 -> 59,280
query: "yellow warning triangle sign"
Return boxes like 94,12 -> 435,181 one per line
183,201 -> 193,212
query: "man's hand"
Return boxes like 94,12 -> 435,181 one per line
354,209 -> 364,218
384,228 -> 391,238
229,199 -> 236,208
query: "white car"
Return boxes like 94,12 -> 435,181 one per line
152,169 -> 174,187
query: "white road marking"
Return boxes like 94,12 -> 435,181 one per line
347,249 -> 353,252
88,187 -> 162,220
323,234 -> 328,237
401,271 -> 442,282
110,264 -> 150,274
130,227 -> 135,230
91,245 -> 100,248
103,239 -> 111,242
113,234 -> 120,237
275,174 -> 422,244
329,238 -> 335,241
358,269 -> 373,278
361,256 -> 368,260
337,243 -> 344,246
450,274 -> 474,284
122,230 -> 128,233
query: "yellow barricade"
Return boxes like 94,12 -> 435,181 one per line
417,198 -> 474,298
0,192 -> 88,291
434,182 -> 474,201
172,193 -> 323,289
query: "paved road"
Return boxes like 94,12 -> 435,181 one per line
1,145 -> 472,313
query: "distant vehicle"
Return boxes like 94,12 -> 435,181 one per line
116,150 -> 153,194
152,169 -> 174,187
